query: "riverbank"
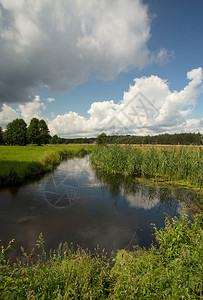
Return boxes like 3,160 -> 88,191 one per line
0,145 -> 94,186
0,209 -> 202,299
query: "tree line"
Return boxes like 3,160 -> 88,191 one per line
0,119 -> 202,145
104,132 -> 203,145
68,132 -> 202,145
0,118 -> 62,146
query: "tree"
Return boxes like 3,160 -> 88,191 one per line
27,118 -> 41,145
96,132 -> 107,145
0,127 -> 3,144
50,135 -> 62,144
39,119 -> 50,144
3,119 -> 27,145
27,118 -> 50,145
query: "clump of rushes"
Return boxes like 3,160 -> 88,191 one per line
0,209 -> 202,299
90,145 -> 203,189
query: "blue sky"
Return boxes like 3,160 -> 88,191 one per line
0,0 -> 202,137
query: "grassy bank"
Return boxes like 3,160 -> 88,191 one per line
0,210 -> 202,299
91,145 -> 203,191
0,145 -> 94,186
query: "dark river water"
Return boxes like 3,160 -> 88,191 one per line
0,156 -> 199,256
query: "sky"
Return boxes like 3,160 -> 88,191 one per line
0,0 -> 202,138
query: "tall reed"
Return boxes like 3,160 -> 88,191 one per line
91,145 -> 203,189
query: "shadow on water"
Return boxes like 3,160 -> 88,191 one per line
0,156 -> 201,258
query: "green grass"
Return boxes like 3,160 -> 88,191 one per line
0,209 -> 202,299
0,145 -> 94,186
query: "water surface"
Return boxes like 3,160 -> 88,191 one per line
0,156 -> 199,255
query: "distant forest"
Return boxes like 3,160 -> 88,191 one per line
0,118 -> 202,145
65,132 -> 202,145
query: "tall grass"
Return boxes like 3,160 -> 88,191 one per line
0,145 -> 93,186
0,210 -> 202,299
91,145 -> 203,189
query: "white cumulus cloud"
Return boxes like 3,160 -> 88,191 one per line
46,97 -> 55,103
19,95 -> 45,124
48,67 -> 203,137
0,103 -> 19,128
0,68 -> 202,136
0,0 -> 172,106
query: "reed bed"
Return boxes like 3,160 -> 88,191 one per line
91,145 -> 203,189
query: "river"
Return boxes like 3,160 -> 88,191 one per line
0,156 -> 199,256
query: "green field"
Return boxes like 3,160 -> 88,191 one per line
0,209 -> 202,299
0,145 -> 94,186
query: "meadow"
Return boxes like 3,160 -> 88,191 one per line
0,145 -> 93,186
0,208 -> 202,299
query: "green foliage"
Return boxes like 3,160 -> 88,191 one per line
106,132 -> 203,145
65,137 -> 96,144
27,117 -> 41,145
27,117 -> 51,145
97,132 -> 107,145
3,119 -> 27,145
0,127 -> 3,145
39,119 -> 51,144
91,145 -> 203,190
0,237 -> 111,299
50,134 -> 62,144
110,210 -> 202,299
0,211 -> 202,299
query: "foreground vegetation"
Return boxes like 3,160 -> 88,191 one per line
0,210 -> 202,299
0,145 -> 93,186
91,145 -> 203,191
